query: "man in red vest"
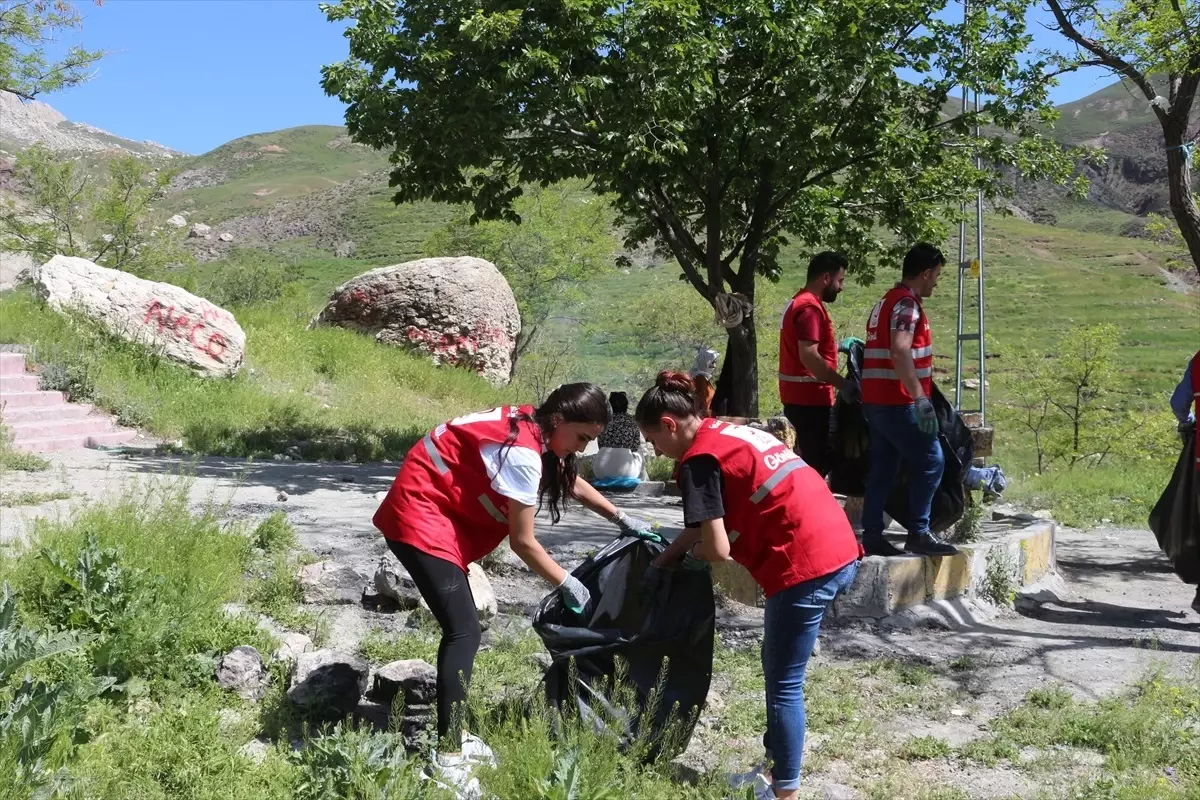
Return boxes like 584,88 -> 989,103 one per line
778,251 -> 853,476
859,243 -> 957,557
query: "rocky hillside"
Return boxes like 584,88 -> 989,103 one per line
1010,77 -> 1191,220
0,90 -> 183,158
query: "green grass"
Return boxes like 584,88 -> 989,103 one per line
165,126 -> 390,223
0,289 -> 508,460
0,424 -> 50,472
0,489 -> 72,507
959,670 -> 1200,798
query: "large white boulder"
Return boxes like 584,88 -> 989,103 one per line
31,255 -> 246,377
311,256 -> 520,385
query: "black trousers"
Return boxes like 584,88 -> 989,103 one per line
783,403 -> 833,478
386,539 -> 481,747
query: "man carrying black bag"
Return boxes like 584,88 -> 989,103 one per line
1160,349 -> 1200,614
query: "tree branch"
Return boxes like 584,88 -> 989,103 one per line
1044,0 -> 1163,122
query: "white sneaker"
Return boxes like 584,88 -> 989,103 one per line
751,773 -> 776,799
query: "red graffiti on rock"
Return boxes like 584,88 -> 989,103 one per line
143,299 -> 232,362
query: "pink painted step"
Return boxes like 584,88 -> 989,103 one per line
0,390 -> 67,409
0,353 -> 27,375
6,417 -> 121,439
11,429 -> 138,453
0,374 -> 41,392
1,403 -> 95,424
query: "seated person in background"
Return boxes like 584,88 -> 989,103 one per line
690,348 -> 720,417
590,391 -> 645,485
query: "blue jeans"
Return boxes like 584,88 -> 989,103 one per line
862,403 -> 944,539
762,560 -> 859,792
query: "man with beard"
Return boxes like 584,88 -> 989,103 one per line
778,251 -> 854,477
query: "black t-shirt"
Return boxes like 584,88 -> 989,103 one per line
678,454 -> 725,526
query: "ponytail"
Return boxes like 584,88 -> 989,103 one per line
635,370 -> 703,427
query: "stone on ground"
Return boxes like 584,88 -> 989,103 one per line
187,222 -> 212,238
310,256 -> 520,385
467,562 -> 498,621
295,560 -> 364,605
30,255 -> 245,377
166,214 -> 187,228
367,658 -> 437,706
373,556 -> 421,610
287,649 -> 369,717
273,632 -> 313,662
216,645 -> 268,701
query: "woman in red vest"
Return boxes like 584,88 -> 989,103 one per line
636,371 -> 861,800
373,383 -> 652,768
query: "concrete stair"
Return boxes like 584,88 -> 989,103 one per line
0,352 -> 138,452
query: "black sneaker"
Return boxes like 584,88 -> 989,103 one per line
862,535 -> 905,557
905,534 -> 959,557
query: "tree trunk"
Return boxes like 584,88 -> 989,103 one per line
1163,120 -> 1200,277
711,317 -> 759,418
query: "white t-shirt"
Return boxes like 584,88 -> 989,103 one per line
479,442 -> 543,507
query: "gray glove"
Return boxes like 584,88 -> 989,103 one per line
915,396 -> 939,436
614,511 -> 655,538
557,574 -> 591,615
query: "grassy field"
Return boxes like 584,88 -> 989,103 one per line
0,289 -> 509,461
163,125 -> 390,223
2,492 -> 1196,799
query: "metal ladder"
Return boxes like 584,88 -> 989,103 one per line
953,77 -> 987,425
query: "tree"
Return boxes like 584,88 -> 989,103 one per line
423,180 -> 617,370
0,0 -> 105,100
321,0 -> 1076,415
0,144 -> 187,277
1044,0 -> 1200,277
1003,325 -> 1176,471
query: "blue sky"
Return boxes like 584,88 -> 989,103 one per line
43,0 -> 1116,156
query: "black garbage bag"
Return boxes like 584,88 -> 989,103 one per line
532,532 -> 715,762
828,342 -> 870,497
1149,424 -> 1200,584
887,385 -> 974,534
829,340 -> 974,533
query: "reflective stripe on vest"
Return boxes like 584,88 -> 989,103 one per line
749,457 -> 808,503
865,345 -> 932,359
479,494 -> 506,523
778,373 -> 824,383
862,367 -> 934,380
728,529 -> 742,544
424,432 -> 450,475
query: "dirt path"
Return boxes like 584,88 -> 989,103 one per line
3,449 -> 1197,797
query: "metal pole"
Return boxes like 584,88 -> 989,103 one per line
974,82 -> 987,425
954,0 -> 970,412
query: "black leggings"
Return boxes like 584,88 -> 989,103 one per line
387,540 -> 481,747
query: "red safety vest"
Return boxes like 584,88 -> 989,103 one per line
862,285 -> 934,405
373,405 -> 542,571
1192,350 -> 1200,471
682,419 -> 862,597
778,290 -> 838,406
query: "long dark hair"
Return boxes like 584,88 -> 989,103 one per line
635,370 -> 702,426
501,383 -> 611,523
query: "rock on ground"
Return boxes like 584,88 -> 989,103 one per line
273,632 -> 313,662
166,214 -> 188,228
310,256 -> 520,386
296,560 -> 364,605
367,658 -> 436,706
188,222 -> 212,238
374,556 -> 421,610
287,649 -> 369,718
467,562 -> 498,621
30,255 -> 245,377
216,645 -> 268,701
